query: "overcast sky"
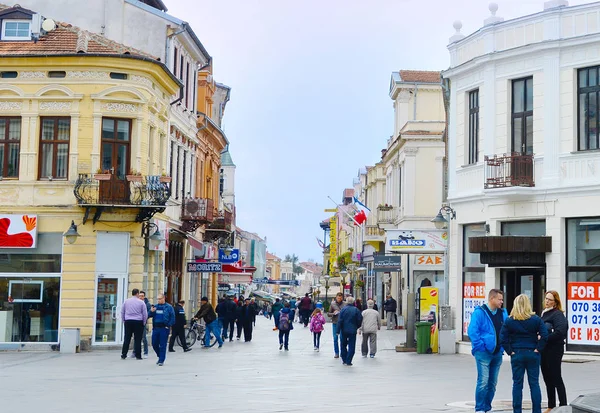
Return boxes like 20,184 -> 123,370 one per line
166,0 -> 590,262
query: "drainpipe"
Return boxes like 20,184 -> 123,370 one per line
413,82 -> 419,120
441,77 -> 451,202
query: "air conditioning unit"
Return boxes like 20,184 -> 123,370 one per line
182,198 -> 209,220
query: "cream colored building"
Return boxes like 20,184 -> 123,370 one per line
444,0 -> 600,354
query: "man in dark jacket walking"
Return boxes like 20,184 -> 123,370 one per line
337,296 -> 363,366
169,300 -> 191,353
194,297 -> 224,348
384,294 -> 397,330
241,298 -> 254,342
299,293 -> 313,327
222,295 -> 237,342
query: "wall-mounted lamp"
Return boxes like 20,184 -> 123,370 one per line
142,222 -> 164,249
63,220 -> 81,244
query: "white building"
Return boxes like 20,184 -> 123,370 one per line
444,1 -> 600,353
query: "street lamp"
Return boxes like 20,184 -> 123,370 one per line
323,274 -> 331,303
340,270 -> 348,295
63,220 -> 80,244
431,205 -> 456,306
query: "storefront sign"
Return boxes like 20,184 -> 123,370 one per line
187,262 -> 222,273
567,282 -> 600,345
385,230 -> 447,253
463,282 -> 486,336
415,255 -> 443,266
420,287 -> 439,353
219,249 -> 240,263
329,216 -> 337,273
0,214 -> 38,248
373,255 -> 401,272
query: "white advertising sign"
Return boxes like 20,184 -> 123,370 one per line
0,214 -> 38,248
567,282 -> 600,346
385,229 -> 448,253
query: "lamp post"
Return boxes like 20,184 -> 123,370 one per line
431,205 -> 456,307
324,274 -> 331,303
340,270 -> 348,295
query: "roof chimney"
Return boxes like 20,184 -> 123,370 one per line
484,3 -> 504,26
544,0 -> 568,10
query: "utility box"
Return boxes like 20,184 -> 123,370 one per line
440,305 -> 452,330
60,328 -> 80,354
571,393 -> 600,412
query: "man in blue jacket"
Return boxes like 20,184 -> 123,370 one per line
336,296 -> 363,367
149,294 -> 175,366
467,288 -> 508,413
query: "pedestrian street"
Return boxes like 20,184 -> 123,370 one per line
1,315 -> 598,413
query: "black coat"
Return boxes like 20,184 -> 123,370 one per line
541,308 -> 568,349
174,303 -> 187,328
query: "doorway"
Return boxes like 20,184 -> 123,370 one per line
93,275 -> 126,344
500,268 -> 546,315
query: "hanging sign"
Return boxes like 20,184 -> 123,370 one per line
187,262 -> 222,273
219,249 -> 240,263
0,214 -> 38,248
567,282 -> 600,346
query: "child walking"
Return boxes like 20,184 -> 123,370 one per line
309,304 -> 326,351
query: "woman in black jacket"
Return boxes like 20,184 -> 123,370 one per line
541,291 -> 568,412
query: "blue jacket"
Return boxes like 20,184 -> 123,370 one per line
280,307 -> 295,329
337,305 -> 363,335
500,315 -> 548,355
468,304 -> 508,355
149,302 -> 175,327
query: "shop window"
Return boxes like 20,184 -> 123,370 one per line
462,223 -> 486,341
39,117 -> 70,180
567,218 -> 600,267
0,233 -> 62,343
501,220 -> 545,236
0,117 -> 21,178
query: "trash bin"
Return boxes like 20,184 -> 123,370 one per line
416,322 -> 432,354
60,328 -> 80,354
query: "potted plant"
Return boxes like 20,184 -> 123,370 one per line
94,168 -> 111,181
378,203 -> 393,211
126,169 -> 142,182
355,279 -> 365,288
159,171 -> 171,183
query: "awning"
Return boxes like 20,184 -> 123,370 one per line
221,264 -> 256,274
218,274 -> 252,283
186,234 -> 204,251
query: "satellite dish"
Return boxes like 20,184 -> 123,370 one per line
41,18 -> 56,32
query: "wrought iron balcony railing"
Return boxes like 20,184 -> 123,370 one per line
484,153 -> 535,189
377,206 -> 398,224
180,198 -> 214,232
74,174 -> 171,206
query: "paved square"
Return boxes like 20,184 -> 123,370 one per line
1,316 -> 598,412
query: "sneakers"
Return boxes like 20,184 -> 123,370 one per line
218,344 -> 223,348
184,348 -> 192,352
279,344 -> 283,350
157,362 -> 163,366
314,347 -> 318,351
362,354 -> 367,358
370,354 -> 375,358
316,348 -> 320,352
143,354 -> 148,359
284,347 -> 289,351
334,354 -> 340,359
168,349 -> 176,353
121,355 -> 127,360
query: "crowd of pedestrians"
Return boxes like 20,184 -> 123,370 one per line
469,288 -> 568,413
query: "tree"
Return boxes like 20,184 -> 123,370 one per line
284,254 -> 304,276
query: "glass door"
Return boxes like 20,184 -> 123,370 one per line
94,275 -> 125,344
100,118 -> 131,204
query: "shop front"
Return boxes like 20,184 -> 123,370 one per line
0,214 -> 62,346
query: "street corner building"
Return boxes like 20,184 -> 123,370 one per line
0,3 -> 228,350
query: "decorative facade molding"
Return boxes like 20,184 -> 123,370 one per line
102,102 -> 137,112
131,75 -> 153,88
67,71 -> 110,80
39,101 -> 72,111
0,101 -> 22,111
20,71 -> 46,79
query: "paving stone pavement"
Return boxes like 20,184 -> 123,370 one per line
0,316 -> 598,413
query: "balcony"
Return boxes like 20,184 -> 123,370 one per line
364,224 -> 385,242
484,153 -> 535,189
74,174 -> 171,223
180,198 -> 214,232
377,206 -> 398,229
204,208 -> 234,242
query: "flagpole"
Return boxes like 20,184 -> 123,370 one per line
327,196 -> 360,226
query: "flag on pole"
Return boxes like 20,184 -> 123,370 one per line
353,197 -> 370,225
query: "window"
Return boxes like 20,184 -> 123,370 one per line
511,77 -> 533,155
2,20 -> 31,40
1,71 -> 17,78
175,145 -> 180,200
48,71 -> 66,78
0,117 -> 21,178
468,89 -> 479,164
185,62 -> 190,108
578,66 -> 600,151
39,118 -> 70,179
109,72 -> 128,80
192,70 -> 197,113
173,47 -> 178,77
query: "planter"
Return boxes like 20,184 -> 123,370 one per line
126,175 -> 143,182
378,206 -> 393,211
159,176 -> 172,183
94,173 -> 111,181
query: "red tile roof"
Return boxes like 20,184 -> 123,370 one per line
398,70 -> 441,84
300,262 -> 323,275
0,5 -> 156,59
266,252 -> 281,261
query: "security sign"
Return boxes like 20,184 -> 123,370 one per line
219,249 -> 240,264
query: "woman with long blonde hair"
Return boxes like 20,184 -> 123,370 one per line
500,294 -> 549,413
540,291 -> 568,412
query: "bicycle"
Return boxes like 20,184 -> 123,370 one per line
176,318 -> 217,348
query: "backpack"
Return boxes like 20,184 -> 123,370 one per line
279,311 -> 290,331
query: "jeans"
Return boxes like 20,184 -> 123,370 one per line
122,320 -> 144,359
340,332 -> 357,364
205,320 -> 224,347
541,346 -> 567,408
151,327 -> 169,363
474,351 -> 503,412
361,332 -> 377,356
332,323 -> 341,355
313,332 -> 321,348
218,318 -> 224,337
511,349 -> 542,413
279,329 -> 290,348
274,313 -> 280,328
386,311 -> 396,329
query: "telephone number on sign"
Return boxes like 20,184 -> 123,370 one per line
571,314 -> 600,325
571,302 -> 600,312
